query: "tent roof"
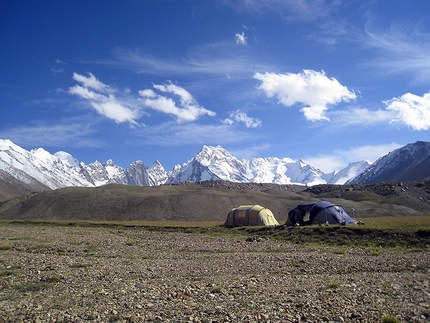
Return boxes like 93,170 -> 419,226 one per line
234,205 -> 266,212
310,201 -> 339,219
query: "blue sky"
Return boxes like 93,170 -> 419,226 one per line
1,0 -> 430,173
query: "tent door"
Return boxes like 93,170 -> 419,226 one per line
303,211 -> 311,223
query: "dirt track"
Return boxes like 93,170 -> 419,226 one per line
1,224 -> 429,322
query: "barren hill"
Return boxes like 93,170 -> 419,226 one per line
1,180 -> 430,222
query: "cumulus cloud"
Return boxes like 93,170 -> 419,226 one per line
223,110 -> 262,128
254,70 -> 356,121
139,82 -> 216,122
235,31 -> 247,45
68,73 -> 140,125
384,91 -> 430,130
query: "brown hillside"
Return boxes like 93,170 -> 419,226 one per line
0,182 -> 297,222
1,180 -> 430,222
0,171 -> 49,202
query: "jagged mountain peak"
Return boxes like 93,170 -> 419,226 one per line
2,139 -> 429,194
130,160 -> 144,166
104,159 -> 116,166
348,141 -> 430,184
327,160 -> 371,185
194,145 -> 233,165
151,160 -> 162,167
54,151 -> 80,169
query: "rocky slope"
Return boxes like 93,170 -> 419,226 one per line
348,141 -> 430,184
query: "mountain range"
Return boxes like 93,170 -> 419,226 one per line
347,141 -> 430,184
1,139 -> 430,202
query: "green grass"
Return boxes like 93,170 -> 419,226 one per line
1,216 -> 429,249
0,264 -> 21,277
334,249 -> 346,255
210,286 -> 223,294
83,244 -> 99,254
16,276 -> 60,292
0,244 -> 13,250
328,282 -> 339,289
0,270 -> 15,276
0,219 -> 223,228
108,314 -> 121,322
355,215 -> 430,231
381,315 -> 399,323
70,263 -> 93,268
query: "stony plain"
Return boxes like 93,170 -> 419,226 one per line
0,224 -> 429,323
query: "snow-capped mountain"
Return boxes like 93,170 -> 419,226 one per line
146,161 -> 169,186
323,161 -> 371,185
347,141 -> 430,184
167,145 -> 349,186
167,145 -> 246,184
0,139 -> 151,190
0,140 -> 93,189
0,139 -> 377,192
126,161 -> 150,186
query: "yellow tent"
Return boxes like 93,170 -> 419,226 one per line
224,205 -> 279,228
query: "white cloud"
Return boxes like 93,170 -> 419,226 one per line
0,120 -> 102,148
222,0 -> 340,21
91,98 -> 140,124
254,69 -> 356,121
69,85 -> 103,101
110,47 -> 271,78
136,122 -> 253,146
68,73 -> 140,125
139,82 -> 216,122
303,155 -> 345,174
235,32 -> 247,45
72,72 -> 112,93
328,91 -> 430,131
385,91 -> 430,130
153,83 -> 194,106
51,59 -> 66,75
304,143 -> 403,173
332,107 -> 394,125
229,143 -> 271,160
364,23 -> 430,83
223,110 -> 262,128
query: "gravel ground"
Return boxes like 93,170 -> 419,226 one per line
0,224 -> 429,323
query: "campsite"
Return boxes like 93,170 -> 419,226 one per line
0,180 -> 430,322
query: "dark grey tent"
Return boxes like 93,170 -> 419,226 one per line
286,200 -> 358,226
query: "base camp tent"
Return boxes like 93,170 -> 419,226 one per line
285,200 -> 358,226
224,205 -> 280,228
